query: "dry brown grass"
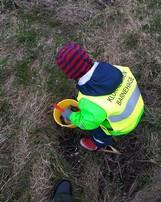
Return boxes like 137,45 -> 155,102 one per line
132,169 -> 161,202
1,0 -> 161,202
55,1 -> 99,25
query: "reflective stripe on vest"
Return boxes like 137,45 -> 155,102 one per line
108,85 -> 140,122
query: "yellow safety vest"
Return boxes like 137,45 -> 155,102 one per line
77,66 -> 144,136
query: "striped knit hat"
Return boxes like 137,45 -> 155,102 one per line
55,42 -> 93,80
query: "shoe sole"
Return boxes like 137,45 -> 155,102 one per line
80,139 -> 98,151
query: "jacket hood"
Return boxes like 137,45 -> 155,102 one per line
76,62 -> 123,96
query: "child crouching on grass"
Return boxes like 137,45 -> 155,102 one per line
55,42 -> 144,151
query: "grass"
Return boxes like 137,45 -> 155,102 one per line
17,9 -> 62,27
46,65 -> 74,98
146,0 -> 161,9
0,87 -> 3,96
124,32 -> 140,49
0,100 -> 11,120
0,58 -> 8,75
0,0 -> 161,201
15,60 -> 32,86
0,0 -> 14,10
0,58 -> 8,70
16,29 -> 37,45
137,172 -> 152,189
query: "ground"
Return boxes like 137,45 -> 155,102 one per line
0,0 -> 161,201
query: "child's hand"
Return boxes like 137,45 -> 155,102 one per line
62,108 -> 72,120
63,118 -> 71,124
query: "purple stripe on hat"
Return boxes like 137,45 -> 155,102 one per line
69,57 -> 88,79
71,55 -> 93,79
56,46 -> 74,66
56,43 -> 76,65
65,51 -> 86,75
60,46 -> 81,72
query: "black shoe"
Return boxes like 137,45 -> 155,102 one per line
51,179 -> 72,201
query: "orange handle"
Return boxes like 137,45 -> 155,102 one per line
53,104 -> 64,112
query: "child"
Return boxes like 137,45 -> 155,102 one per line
55,42 -> 144,151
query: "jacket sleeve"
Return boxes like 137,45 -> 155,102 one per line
69,98 -> 107,130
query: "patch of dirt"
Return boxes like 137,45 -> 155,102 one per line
101,135 -> 147,196
57,127 -> 82,171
